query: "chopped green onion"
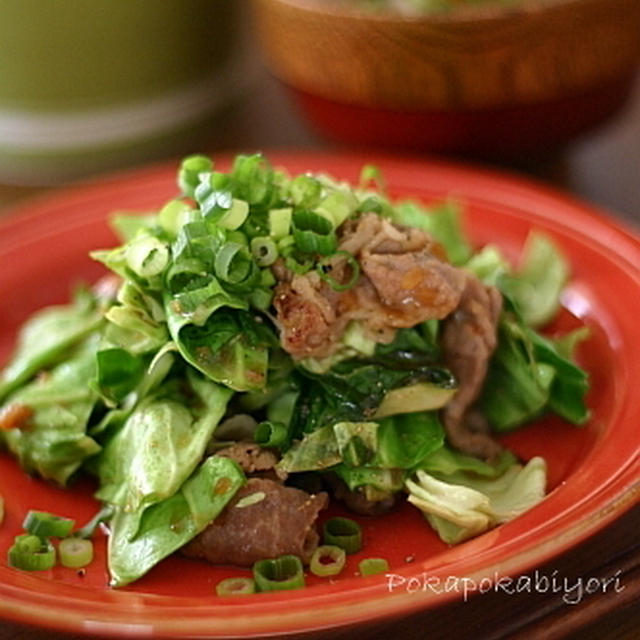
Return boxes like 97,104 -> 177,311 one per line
359,164 -> 385,190
358,558 -> 389,576
23,511 -> 75,538
250,237 -> 279,267
309,545 -> 346,577
250,288 -> 273,311
316,251 -> 360,291
125,235 -> 169,279
322,516 -> 362,553
214,243 -> 252,285
59,537 -> 94,568
269,208 -> 293,239
292,210 -> 337,255
253,555 -> 305,592
158,199 -> 193,236
260,268 -> 276,288
356,195 -> 385,214
285,255 -> 314,275
178,154 -> 213,197
323,517 -> 362,554
254,421 -> 288,448
289,175 -> 322,208
8,534 -> 56,571
235,492 -> 266,509
277,235 -> 296,254
225,230 -> 249,247
217,199 -> 250,230
232,153 -> 274,206
216,577 -> 256,596
316,192 -> 354,228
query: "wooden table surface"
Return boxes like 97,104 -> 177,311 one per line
0,27 -> 638,640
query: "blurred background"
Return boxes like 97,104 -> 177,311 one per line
0,0 -> 638,229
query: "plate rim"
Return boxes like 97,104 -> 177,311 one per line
0,150 -> 638,638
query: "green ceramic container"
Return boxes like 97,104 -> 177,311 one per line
0,0 -> 243,184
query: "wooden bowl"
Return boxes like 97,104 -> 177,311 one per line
252,0 -> 640,157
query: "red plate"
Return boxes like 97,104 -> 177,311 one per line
0,152 -> 638,638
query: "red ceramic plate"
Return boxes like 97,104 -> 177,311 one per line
0,152 -> 638,638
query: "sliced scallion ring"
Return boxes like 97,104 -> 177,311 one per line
309,545 -> 346,577
316,251 -> 360,292
253,555 -> 305,592
292,210 -> 337,255
23,511 -> 75,538
217,199 -> 249,230
178,154 -> 213,197
214,243 -> 252,284
59,537 -> 94,569
125,236 -> 169,279
358,557 -> 389,576
269,207 -> 293,239
322,517 -> 362,554
254,421 -> 287,448
250,236 -> 279,267
8,534 -> 56,571
216,577 -> 256,596
249,288 -> 273,311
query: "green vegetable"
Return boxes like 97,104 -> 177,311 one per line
502,232 -> 569,328
1,340 -> 101,485
216,577 -> 256,596
323,517 -> 362,554
23,511 -> 75,538
59,537 -> 94,568
289,359 -> 455,440
94,371 -> 233,534
167,308 -> 278,392
8,534 -> 56,571
358,558 -> 389,576
107,455 -> 244,587
0,288 -> 103,402
316,251 -> 360,291
373,382 -> 456,419
254,420 -> 288,448
292,210 -> 337,255
309,545 -> 346,577
253,555 -> 305,592
406,457 -> 547,544
480,306 -> 589,431
250,236 -> 279,267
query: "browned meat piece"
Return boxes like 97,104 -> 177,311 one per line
182,478 -> 328,566
215,442 -> 287,481
441,275 -> 503,460
360,252 -> 465,324
272,213 -> 465,359
273,270 -> 339,358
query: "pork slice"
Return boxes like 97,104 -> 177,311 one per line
272,269 -> 342,358
441,274 -> 503,460
182,478 -> 328,566
272,213 -> 467,359
360,251 -> 466,326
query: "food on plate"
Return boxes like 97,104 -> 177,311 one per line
0,153 -> 589,587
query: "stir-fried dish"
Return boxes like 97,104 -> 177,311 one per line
0,154 -> 589,588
